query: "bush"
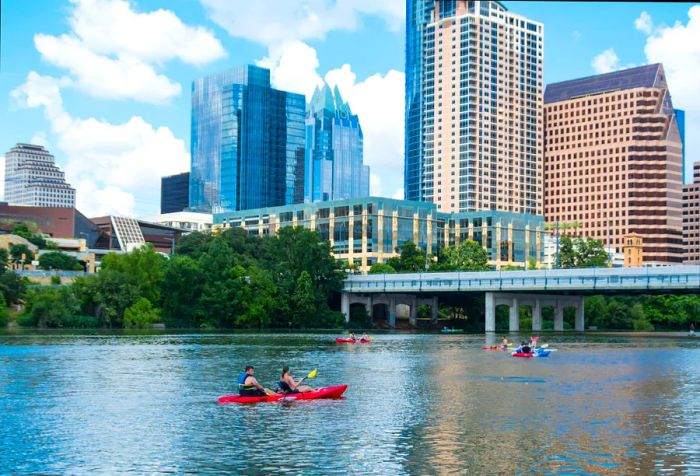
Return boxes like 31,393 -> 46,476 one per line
347,304 -> 372,329
61,315 -> 98,328
51,275 -> 61,285
21,286 -> 79,328
368,263 -> 396,274
40,251 -> 83,271
124,298 -> 161,329
0,294 -> 9,327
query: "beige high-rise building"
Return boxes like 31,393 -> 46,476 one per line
544,64 -> 684,265
405,0 -> 544,214
683,162 -> 700,263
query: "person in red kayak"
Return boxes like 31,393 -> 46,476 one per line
278,366 -> 315,394
238,365 -> 276,397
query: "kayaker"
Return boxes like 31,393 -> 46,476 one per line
238,365 -> 276,397
501,336 -> 509,348
520,341 -> 532,354
349,332 -> 356,341
360,332 -> 370,341
279,366 -> 315,394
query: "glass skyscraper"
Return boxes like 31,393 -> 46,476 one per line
405,1 -> 544,215
305,82 -> 369,202
189,65 -> 305,212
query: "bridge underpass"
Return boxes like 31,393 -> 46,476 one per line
341,265 -> 700,332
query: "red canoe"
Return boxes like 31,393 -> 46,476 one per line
217,384 -> 348,404
335,338 -> 371,344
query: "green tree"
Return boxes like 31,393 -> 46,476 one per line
630,303 -> 653,331
437,240 -> 489,271
0,248 -> 8,270
291,271 -> 316,327
124,298 -> 161,329
558,236 -> 576,269
9,244 -> 35,264
93,269 -> 140,327
558,236 -> 608,268
12,223 -> 48,248
174,231 -> 214,259
0,294 -> 9,327
39,251 -> 83,270
161,256 -> 205,327
386,241 -> 426,272
21,286 -> 79,328
0,270 -> 26,304
100,244 -> 166,305
368,262 -> 396,274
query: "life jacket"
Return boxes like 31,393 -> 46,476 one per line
238,373 -> 255,394
278,379 -> 293,393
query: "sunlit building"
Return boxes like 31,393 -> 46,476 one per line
683,162 -> 700,263
405,0 -> 544,214
305,82 -> 369,202
189,65 -> 305,212
544,64 -> 684,264
213,197 -> 543,272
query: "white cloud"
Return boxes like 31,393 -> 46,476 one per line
34,0 -> 225,103
200,0 -> 403,47
641,6 -> 700,181
392,188 -> 404,200
635,11 -> 654,35
257,42 -> 324,98
30,132 -> 48,147
591,48 -> 619,74
12,72 -> 189,216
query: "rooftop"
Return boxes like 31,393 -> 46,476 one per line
545,64 -> 664,104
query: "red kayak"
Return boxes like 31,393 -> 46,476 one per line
217,384 -> 348,404
335,338 -> 371,344
482,346 -> 507,351
511,352 -> 535,358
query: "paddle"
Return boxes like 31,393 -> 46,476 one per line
295,368 -> 318,387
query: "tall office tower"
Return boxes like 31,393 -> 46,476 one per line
544,64 -> 685,264
683,162 -> 700,264
161,172 -> 190,214
305,82 -> 369,202
189,65 -> 306,212
405,0 -> 544,214
3,143 -> 75,207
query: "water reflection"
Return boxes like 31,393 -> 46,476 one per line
1,333 -> 699,474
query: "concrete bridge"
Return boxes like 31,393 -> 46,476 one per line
341,265 -> 700,332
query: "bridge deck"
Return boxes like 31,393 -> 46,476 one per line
344,265 -> 700,294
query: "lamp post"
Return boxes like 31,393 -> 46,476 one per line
167,237 -> 175,256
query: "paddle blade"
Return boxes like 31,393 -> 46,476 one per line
541,343 -> 549,348
307,369 -> 318,379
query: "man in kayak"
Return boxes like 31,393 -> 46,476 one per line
238,365 -> 277,397
278,366 -> 315,394
518,340 -> 532,354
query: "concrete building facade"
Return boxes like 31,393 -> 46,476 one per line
213,197 -> 543,272
405,0 -> 544,214
683,162 -> 700,263
544,64 -> 684,265
3,143 -> 75,208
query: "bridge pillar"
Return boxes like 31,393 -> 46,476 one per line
509,297 -> 519,332
485,292 -> 495,332
431,296 -> 439,323
554,304 -> 564,332
409,296 -> 417,327
388,296 -> 396,328
341,293 -> 350,323
575,298 -> 585,332
532,298 -> 542,332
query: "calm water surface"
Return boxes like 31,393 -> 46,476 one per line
1,332 -> 699,474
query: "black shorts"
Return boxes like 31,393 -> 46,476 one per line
239,388 -> 266,397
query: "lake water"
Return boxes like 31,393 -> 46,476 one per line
1,332 -> 699,474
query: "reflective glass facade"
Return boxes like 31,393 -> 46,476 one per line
190,65 -> 305,212
214,197 -> 543,272
305,83 -> 368,202
161,172 -> 189,214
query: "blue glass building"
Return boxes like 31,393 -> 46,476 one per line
161,172 -> 189,214
189,65 -> 305,212
305,83 -> 369,202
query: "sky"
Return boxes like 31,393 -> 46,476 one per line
0,1 -> 698,217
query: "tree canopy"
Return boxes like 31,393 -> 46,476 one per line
558,236 -> 608,268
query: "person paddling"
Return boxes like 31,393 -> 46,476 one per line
238,365 -> 276,397
278,366 -> 316,394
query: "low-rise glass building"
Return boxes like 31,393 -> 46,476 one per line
214,197 -> 543,271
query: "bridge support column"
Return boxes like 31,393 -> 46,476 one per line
431,296 -> 439,323
532,298 -> 542,332
341,293 -> 350,323
509,297 -> 519,332
388,296 -> 396,328
554,304 -> 564,332
485,292 -> 495,332
409,296 -> 417,327
575,297 -> 585,332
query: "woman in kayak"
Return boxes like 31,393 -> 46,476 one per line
279,366 -> 316,394
238,365 -> 277,397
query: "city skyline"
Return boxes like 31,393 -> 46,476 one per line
0,1 -> 698,217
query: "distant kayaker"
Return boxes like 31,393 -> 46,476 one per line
691,323 -> 696,336
501,337 -> 509,348
361,332 -> 370,341
279,366 -> 315,394
349,332 -> 357,341
238,365 -> 276,397
520,341 -> 532,354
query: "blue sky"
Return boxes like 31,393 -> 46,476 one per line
0,1 -> 697,217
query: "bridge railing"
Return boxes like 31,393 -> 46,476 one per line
343,265 -> 700,293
